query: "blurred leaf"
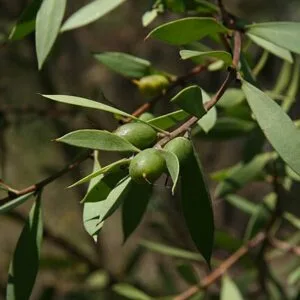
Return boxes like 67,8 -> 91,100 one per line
6,195 -> 43,300
161,150 -> 180,194
148,110 -> 189,130
181,144 -> 214,266
247,34 -> 293,62
284,212 -> 300,230
35,0 -> 66,69
225,194 -> 258,215
9,0 -> 43,40
94,52 -> 151,78
214,230 -> 243,253
113,283 -> 152,300
221,275 -> 244,300
71,159 -> 130,188
142,10 -> 158,27
242,80 -> 300,177
165,0 -> 185,13
180,50 -> 232,65
217,88 -> 245,108
171,86 -> 205,118
122,182 -> 153,242
273,61 -> 292,95
61,0 -> 126,32
0,192 -> 34,214
252,50 -> 269,77
288,266 -> 300,285
56,129 -> 140,152
176,263 -> 199,284
189,291 -> 205,300
211,164 -> 242,182
146,17 -> 227,45
140,240 -> 203,262
246,22 -> 300,54
194,0 -> 219,13
85,270 -> 110,290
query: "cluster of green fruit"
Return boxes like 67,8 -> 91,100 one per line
115,115 -> 193,184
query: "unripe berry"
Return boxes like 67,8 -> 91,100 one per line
137,74 -> 169,97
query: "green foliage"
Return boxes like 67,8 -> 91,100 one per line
221,276 -> 244,300
180,50 -> 233,65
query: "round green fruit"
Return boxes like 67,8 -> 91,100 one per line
114,123 -> 157,150
129,149 -> 166,184
137,74 -> 169,97
164,137 -> 193,166
138,112 -> 155,122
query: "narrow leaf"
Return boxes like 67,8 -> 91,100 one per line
146,17 -> 227,45
56,129 -> 140,152
35,0 -> 66,69
113,283 -> 152,300
272,61 -> 292,95
171,86 -> 205,118
0,192 -> 34,214
6,195 -> 43,300
180,50 -> 232,65
148,110 -> 189,130
221,276 -> 244,300
61,0 -> 126,32
242,80 -> 300,176
225,194 -> 258,215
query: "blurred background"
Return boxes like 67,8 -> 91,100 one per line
0,0 -> 300,299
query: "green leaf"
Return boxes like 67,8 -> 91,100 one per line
215,152 -> 275,198
221,276 -> 244,300
9,0 -> 43,40
94,52 -> 151,78
142,10 -> 159,27
56,129 -> 140,152
71,159 -> 130,188
171,86 -> 205,118
140,240 -> 203,262
176,263 -> 199,284
217,88 -> 245,108
35,0 -> 66,69
272,61 -> 292,95
122,182 -> 153,242
225,194 -> 258,215
247,33 -> 293,62
242,80 -> 300,177
246,22 -> 300,54
288,266 -> 300,285
194,0 -> 219,13
161,150 -> 180,194
0,192 -> 34,214
6,195 -> 43,300
146,17 -> 227,45
113,283 -> 152,300
148,110 -> 189,130
181,144 -> 214,266
180,50 -> 232,65
284,212 -> 300,230
61,0 -> 126,32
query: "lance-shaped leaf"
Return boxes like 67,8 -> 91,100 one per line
148,110 -> 189,130
56,130 -> 140,152
6,195 -> 43,300
171,86 -> 205,118
146,17 -> 227,45
246,22 -> 300,55
61,0 -> 126,32
113,283 -> 152,300
94,52 -> 151,78
180,50 -> 232,65
35,0 -> 66,69
0,192 -> 34,214
9,0 -> 43,41
221,276 -> 244,300
180,144 -> 214,266
122,182 -> 153,242
247,33 -> 293,63
272,60 -> 292,95
242,80 -> 300,176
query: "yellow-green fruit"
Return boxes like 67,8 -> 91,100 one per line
164,137 -> 193,166
114,123 -> 157,149
129,149 -> 166,184
137,75 -> 169,97
138,112 -> 155,122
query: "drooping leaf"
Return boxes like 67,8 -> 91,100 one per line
9,0 -> 43,40
0,192 -> 34,214
56,129 -> 140,152
221,275 -> 244,300
148,110 -> 189,130
242,80 -> 300,176
146,17 -> 227,45
94,52 -> 151,78
113,283 -> 152,300
246,22 -> 300,54
180,144 -> 214,266
247,33 -> 293,62
171,86 -> 205,118
35,0 -> 66,69
176,263 -> 199,284
217,88 -> 245,108
61,0 -> 126,32
161,150 -> 180,194
140,240 -> 203,261
180,50 -> 232,65
122,182 -> 153,242
6,195 -> 43,300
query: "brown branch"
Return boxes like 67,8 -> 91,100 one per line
174,232 -> 266,300
269,238 -> 300,256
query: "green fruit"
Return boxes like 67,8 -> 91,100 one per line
138,112 -> 155,122
137,74 -> 169,97
129,149 -> 166,184
114,123 -> 157,149
164,137 -> 193,166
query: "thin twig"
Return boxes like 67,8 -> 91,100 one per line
269,238 -> 300,256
